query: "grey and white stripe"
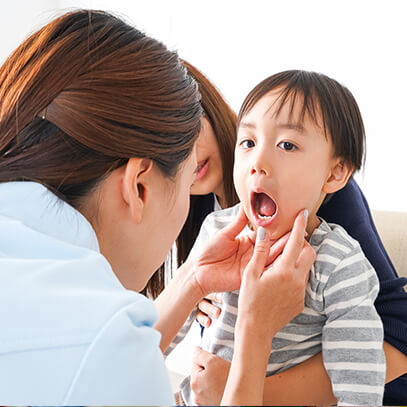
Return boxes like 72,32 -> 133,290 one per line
173,204 -> 385,406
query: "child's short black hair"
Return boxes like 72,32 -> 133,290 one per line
238,70 -> 365,172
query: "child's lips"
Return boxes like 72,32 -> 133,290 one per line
250,190 -> 278,227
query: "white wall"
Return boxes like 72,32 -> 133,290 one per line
0,1 -> 60,64
2,0 -> 406,212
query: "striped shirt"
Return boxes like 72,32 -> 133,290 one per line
169,204 -> 386,406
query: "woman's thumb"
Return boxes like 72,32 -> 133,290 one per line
247,227 -> 272,277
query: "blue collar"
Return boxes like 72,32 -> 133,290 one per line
0,181 -> 100,252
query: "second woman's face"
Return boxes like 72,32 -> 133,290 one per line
190,117 -> 224,197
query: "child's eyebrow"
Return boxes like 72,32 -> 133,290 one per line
238,121 -> 306,133
275,122 -> 305,133
239,121 -> 255,129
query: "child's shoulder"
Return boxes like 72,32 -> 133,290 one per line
309,218 -> 367,274
310,218 -> 362,256
308,218 -> 377,295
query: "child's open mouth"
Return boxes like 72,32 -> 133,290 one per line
250,191 -> 278,227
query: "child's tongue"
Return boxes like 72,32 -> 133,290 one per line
258,193 -> 276,217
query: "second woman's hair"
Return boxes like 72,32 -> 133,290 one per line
177,61 -> 239,265
144,61 -> 239,298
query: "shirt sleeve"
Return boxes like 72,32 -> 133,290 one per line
63,301 -> 174,405
321,245 -> 386,406
164,214 -> 214,356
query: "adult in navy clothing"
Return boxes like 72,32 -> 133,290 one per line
319,179 -> 407,406
189,181 -> 407,406
161,63 -> 407,405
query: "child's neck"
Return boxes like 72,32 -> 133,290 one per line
306,213 -> 321,241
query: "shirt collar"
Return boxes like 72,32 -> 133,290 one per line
0,181 -> 100,252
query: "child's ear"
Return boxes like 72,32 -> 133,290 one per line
323,159 -> 353,194
121,157 -> 153,224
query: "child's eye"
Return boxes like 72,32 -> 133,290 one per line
278,141 -> 297,151
240,139 -> 255,149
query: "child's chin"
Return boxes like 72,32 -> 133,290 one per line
249,222 -> 285,242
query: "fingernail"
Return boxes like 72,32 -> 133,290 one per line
303,209 -> 309,219
257,226 -> 266,241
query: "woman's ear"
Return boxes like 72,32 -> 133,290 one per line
323,159 -> 353,194
121,157 -> 154,224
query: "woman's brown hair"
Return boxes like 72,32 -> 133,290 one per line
144,61 -> 239,298
0,10 -> 202,209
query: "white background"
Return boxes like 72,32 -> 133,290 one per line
1,0 -> 406,213
1,0 -> 407,378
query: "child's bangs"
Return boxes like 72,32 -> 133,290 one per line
238,73 -> 329,139
272,86 -> 328,138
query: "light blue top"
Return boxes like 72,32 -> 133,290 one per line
0,182 -> 174,405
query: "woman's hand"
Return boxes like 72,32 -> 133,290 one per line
196,293 -> 223,328
188,207 -> 253,297
237,210 -> 315,339
221,209 -> 316,405
195,223 -> 295,328
190,206 -> 292,299
190,347 -> 230,406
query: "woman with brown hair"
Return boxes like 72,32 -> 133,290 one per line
0,9 -> 315,405
143,60 -> 239,299
142,60 -> 238,299
178,60 -> 239,267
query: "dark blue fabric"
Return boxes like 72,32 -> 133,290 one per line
195,193 -> 215,228
318,178 -> 407,404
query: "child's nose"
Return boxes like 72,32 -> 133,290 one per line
250,149 -> 271,176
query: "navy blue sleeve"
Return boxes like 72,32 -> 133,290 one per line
318,178 -> 407,404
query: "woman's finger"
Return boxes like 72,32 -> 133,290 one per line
206,292 -> 223,304
280,209 -> 308,269
295,241 -> 316,284
197,311 -> 211,328
245,226 -> 273,278
220,206 -> 248,240
198,299 -> 221,319
265,232 -> 290,267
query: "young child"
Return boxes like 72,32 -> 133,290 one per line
176,70 -> 385,406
